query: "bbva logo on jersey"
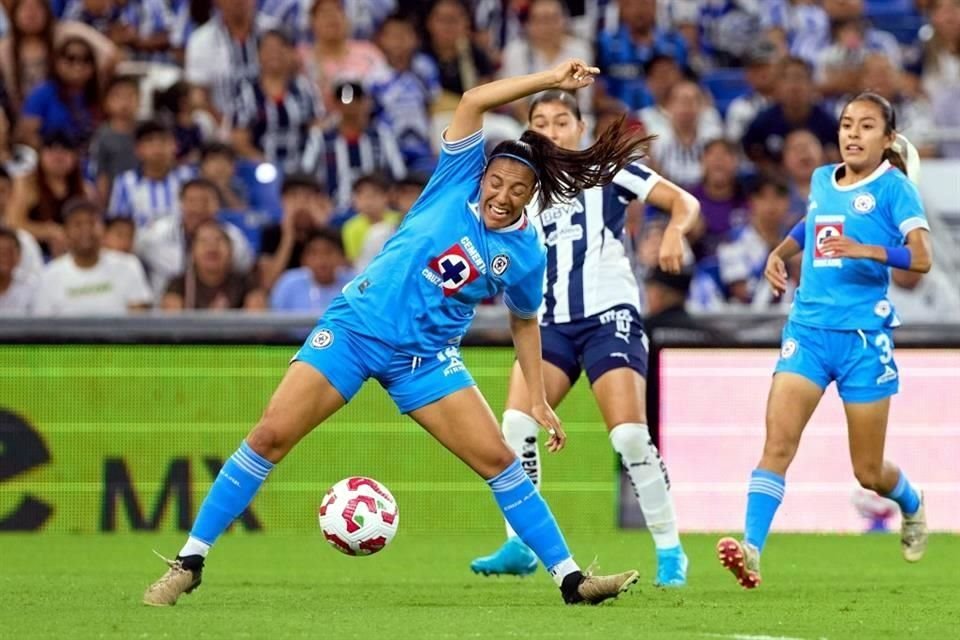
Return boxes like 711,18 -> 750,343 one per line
426,244 -> 480,296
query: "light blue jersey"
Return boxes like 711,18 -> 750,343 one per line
792,160 -> 928,331
777,160 -> 929,402
337,129 -> 546,354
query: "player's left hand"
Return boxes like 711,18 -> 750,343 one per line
530,402 -> 566,453
658,225 -> 685,273
552,59 -> 600,91
820,235 -> 871,259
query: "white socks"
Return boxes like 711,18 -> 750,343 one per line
179,536 -> 211,558
501,409 -> 541,539
610,423 -> 681,550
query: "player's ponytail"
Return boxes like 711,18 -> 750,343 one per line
844,92 -> 920,184
489,116 -> 655,212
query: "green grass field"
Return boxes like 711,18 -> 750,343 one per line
3,533 -> 958,639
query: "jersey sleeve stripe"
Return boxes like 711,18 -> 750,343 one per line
503,293 -> 538,319
441,128 -> 484,154
899,216 -> 929,236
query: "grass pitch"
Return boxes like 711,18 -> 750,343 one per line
3,532 -> 958,639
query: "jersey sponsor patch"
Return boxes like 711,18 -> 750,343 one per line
813,215 -> 845,267
428,244 -> 481,296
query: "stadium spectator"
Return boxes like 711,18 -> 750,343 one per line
62,0 -> 127,40
301,80 -> 406,211
153,81 -> 208,164
852,53 -> 937,157
184,0 -> 277,117
269,228 -> 353,313
102,215 -> 134,253
0,0 -> 115,107
0,166 -> 42,278
259,173 -> 332,290
90,74 -> 140,199
695,0 -> 765,68
390,170 -> 428,215
0,227 -> 34,314
648,80 -> 724,188
689,139 -> 748,258
301,0 -> 386,111
781,128 -> 824,224
815,17 -> 878,103
110,0 -> 173,62
6,130 -> 91,257
742,57 -> 839,171
498,0 -> 593,122
796,0 -> 902,68
888,268 -> 960,323
761,0 -> 829,60
717,174 -> 793,308
339,0 -> 396,41
162,219 -> 265,311
643,264 -> 697,332
30,197 -> 153,315
919,0 -> 960,100
369,12 -> 439,170
19,36 -> 100,147
342,172 -> 398,263
639,55 -> 723,142
595,0 -> 687,111
231,29 -> 323,175
136,177 -> 254,296
726,39 -> 780,141
0,96 -> 36,178
423,0 -> 494,109
108,120 -> 195,229
198,143 -> 249,212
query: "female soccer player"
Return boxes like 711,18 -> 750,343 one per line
144,60 -> 652,607
469,90 -> 700,586
717,92 -> 932,589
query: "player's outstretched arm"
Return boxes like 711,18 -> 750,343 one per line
446,60 -> 599,141
509,312 -> 566,453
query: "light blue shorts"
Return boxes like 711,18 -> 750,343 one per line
774,319 -> 899,403
292,299 -> 475,414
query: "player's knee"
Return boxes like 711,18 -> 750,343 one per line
479,445 -> 521,481
247,414 -> 294,462
853,463 -> 884,492
760,433 -> 799,469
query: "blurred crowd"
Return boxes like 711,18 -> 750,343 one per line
0,0 -> 959,321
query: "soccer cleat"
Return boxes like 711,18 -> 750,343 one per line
143,552 -> 204,606
470,537 -> 539,576
654,546 -> 689,587
901,492 -> 928,563
717,537 -> 761,589
560,566 -> 640,605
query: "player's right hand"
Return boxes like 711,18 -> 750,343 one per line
764,253 -> 788,296
531,402 -> 566,453
552,59 -> 600,91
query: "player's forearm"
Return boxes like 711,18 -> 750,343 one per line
772,237 -> 802,261
666,190 -> 700,235
862,244 -> 932,273
461,70 -> 558,115
509,313 -> 548,402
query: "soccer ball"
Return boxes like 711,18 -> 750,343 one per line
318,476 -> 399,556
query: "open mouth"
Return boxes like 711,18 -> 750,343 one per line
845,144 -> 864,154
487,202 -> 512,220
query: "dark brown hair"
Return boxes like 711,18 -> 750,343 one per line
10,0 -> 55,102
53,37 -> 101,140
841,92 -> 907,175
527,89 -> 581,122
488,115 -> 655,212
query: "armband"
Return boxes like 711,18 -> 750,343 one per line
787,221 -> 805,249
884,246 -> 912,270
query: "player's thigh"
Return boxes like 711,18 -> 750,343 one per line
247,362 -> 347,463
762,372 -> 824,468
409,385 -> 517,480
844,397 -> 891,483
591,368 -> 646,429
835,328 -> 900,405
504,358 -> 574,414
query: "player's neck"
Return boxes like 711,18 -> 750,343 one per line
837,162 -> 880,186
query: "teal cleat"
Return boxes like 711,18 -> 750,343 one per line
654,545 -> 689,587
470,537 -> 539,577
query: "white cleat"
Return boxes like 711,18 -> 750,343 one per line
901,492 -> 928,563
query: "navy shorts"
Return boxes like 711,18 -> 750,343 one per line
541,305 -> 649,385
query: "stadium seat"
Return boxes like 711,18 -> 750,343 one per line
701,68 -> 750,118
870,14 -> 925,45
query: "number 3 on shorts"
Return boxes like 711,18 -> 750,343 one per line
874,333 -> 897,386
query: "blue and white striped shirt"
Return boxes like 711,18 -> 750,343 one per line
107,165 -> 196,229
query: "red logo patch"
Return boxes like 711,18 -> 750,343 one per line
814,221 -> 844,259
429,244 -> 480,296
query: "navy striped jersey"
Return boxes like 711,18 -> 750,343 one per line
231,75 -> 322,174
300,124 -> 407,209
533,162 -> 660,324
107,165 -> 196,229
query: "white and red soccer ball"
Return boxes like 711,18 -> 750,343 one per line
318,476 -> 399,555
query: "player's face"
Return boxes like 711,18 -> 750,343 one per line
839,100 -> 893,173
480,159 -> 536,229
529,101 -> 583,151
